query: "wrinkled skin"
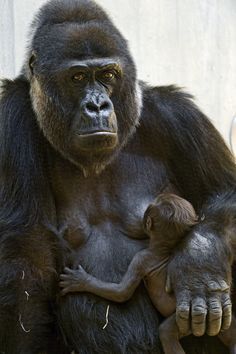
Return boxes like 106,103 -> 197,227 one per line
0,1 -> 236,354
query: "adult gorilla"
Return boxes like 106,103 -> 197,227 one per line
0,0 -> 235,353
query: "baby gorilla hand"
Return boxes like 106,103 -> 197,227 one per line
59,265 -> 91,296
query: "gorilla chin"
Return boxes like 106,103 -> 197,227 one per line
70,131 -> 119,177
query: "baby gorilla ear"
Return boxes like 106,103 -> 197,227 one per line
143,205 -> 154,232
145,216 -> 153,232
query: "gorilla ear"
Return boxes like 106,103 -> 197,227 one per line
145,216 -> 153,232
29,51 -> 37,74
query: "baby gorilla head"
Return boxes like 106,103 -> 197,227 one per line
143,194 -> 198,252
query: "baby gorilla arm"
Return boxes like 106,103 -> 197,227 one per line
59,249 -> 157,300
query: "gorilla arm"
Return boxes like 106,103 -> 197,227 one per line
147,85 -> 236,337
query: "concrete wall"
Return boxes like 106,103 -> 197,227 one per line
0,0 -> 236,145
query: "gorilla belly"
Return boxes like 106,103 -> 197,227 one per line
58,223 -> 161,354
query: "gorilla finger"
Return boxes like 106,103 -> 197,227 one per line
59,281 -> 70,288
219,280 -> 230,292
64,267 -> 75,273
176,292 -> 191,334
221,293 -> 232,331
60,274 -> 71,280
208,280 -> 229,293
191,297 -> 207,336
207,297 -> 222,336
77,265 -> 84,270
61,288 -> 70,296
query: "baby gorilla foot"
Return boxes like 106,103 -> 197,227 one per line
59,265 -> 91,295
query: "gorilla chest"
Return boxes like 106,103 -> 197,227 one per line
55,154 -> 168,247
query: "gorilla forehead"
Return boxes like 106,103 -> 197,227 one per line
33,22 -> 129,68
30,0 -> 133,73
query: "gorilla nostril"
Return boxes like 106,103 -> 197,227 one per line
86,102 -> 99,113
85,101 -> 111,113
100,102 -> 110,111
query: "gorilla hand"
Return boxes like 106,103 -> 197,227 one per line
166,231 -> 232,337
59,266 -> 92,296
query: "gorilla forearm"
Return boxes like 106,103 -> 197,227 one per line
202,191 -> 236,247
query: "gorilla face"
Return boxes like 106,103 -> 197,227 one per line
31,57 -> 120,155
68,59 -> 120,150
29,20 -> 142,175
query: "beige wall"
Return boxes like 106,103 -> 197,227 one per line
0,0 -> 236,145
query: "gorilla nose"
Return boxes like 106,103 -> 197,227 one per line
84,98 -> 113,115
79,95 -> 117,135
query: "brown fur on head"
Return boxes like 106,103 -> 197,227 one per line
143,193 -> 198,241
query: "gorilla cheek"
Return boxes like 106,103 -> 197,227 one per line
108,111 -> 118,132
31,80 -> 70,153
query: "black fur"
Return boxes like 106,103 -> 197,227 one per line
0,1 -> 235,353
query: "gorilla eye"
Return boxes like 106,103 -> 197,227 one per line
101,71 -> 115,81
72,73 -> 86,82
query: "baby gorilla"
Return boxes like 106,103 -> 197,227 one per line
60,194 -> 236,354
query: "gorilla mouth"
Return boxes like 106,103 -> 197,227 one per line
75,131 -> 118,151
79,131 -> 117,137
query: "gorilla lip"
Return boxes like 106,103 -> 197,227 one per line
75,131 -> 118,151
78,131 -> 117,137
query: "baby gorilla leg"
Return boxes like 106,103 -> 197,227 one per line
159,314 -> 187,354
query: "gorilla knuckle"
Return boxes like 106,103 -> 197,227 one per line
208,309 -> 222,320
208,281 -> 219,291
222,299 -> 232,309
222,305 -> 232,317
208,303 -> 222,318
192,305 -> 207,319
176,306 -> 190,320
219,280 -> 230,291
191,312 -> 207,322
